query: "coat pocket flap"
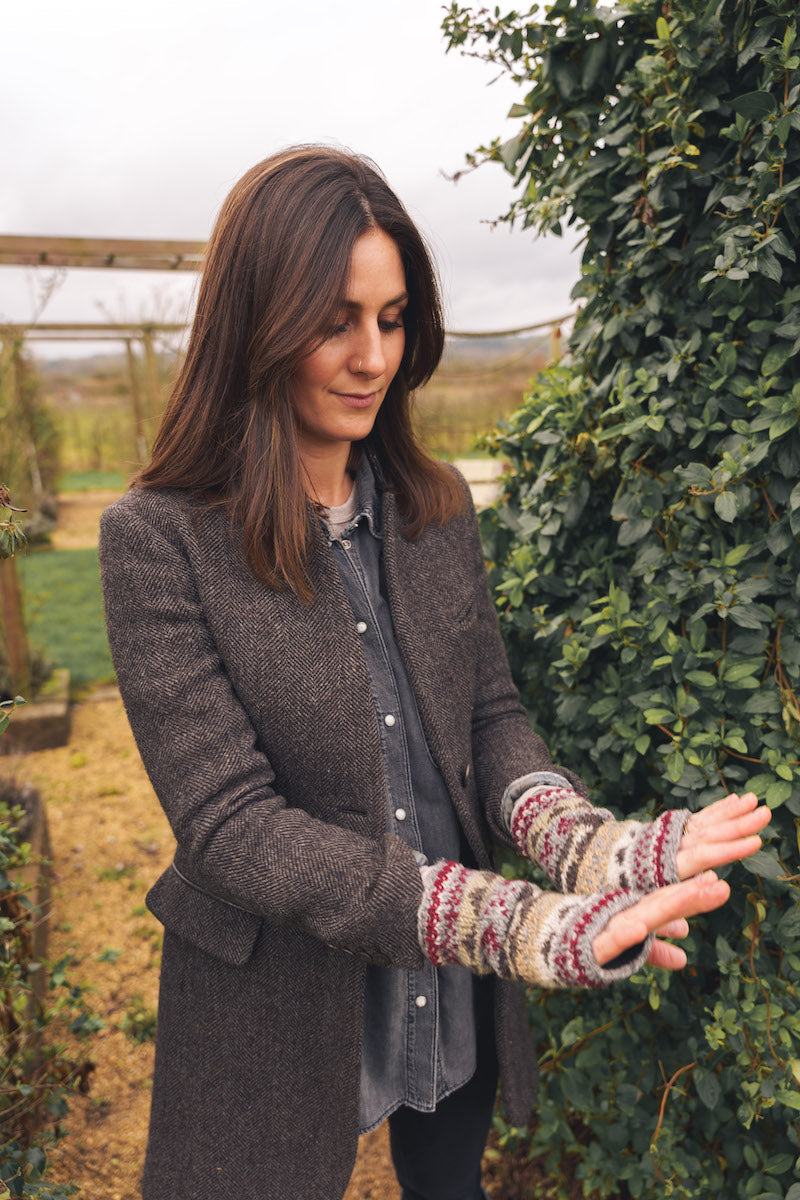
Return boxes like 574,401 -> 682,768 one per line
146,864 -> 263,966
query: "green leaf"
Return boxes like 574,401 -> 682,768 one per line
724,736 -> 748,753
764,1153 -> 794,1175
742,849 -> 783,879
729,90 -> 777,120
778,1089 -> 800,1112
666,749 -> 685,782
724,543 -> 751,566
686,670 -> 716,688
763,343 -> 794,376
618,518 -> 652,546
765,780 -> 793,809
715,492 -> 737,522
694,1066 -> 721,1110
768,412 -> 797,440
724,662 -> 761,683
644,708 -> 673,724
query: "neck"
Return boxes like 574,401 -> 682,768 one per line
300,443 -> 353,508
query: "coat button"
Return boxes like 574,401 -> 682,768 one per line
384,714 -> 396,727
356,621 -> 367,634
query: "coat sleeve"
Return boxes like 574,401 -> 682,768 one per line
99,495 -> 424,969
455,478 -> 588,845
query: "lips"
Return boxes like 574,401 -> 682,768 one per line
334,391 -> 379,409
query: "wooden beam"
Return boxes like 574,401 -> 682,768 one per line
1,322 -> 188,334
0,235 -> 206,271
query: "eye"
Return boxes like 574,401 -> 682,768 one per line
380,311 -> 405,333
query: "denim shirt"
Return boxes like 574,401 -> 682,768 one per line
322,456 -> 479,1133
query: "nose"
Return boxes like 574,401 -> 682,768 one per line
351,325 -> 386,378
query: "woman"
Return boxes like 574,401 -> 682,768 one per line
99,146 -> 768,1200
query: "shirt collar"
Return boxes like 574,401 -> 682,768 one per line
349,452 -> 382,539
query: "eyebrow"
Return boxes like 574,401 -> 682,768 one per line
340,292 -> 408,311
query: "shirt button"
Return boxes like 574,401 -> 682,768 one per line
340,539 -> 352,549
356,620 -> 367,634
384,714 -> 396,727
415,995 -> 427,1008
394,808 -> 407,821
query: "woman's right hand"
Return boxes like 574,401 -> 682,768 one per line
592,871 -> 730,970
417,860 -> 720,991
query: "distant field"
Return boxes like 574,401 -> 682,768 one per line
38,337 -> 552,473
58,470 -> 127,492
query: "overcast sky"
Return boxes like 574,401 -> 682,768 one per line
2,0 -> 580,356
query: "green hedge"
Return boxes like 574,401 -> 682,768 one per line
444,1 -> 800,1196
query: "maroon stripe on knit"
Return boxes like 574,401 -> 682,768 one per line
653,813 -> 672,887
425,861 -> 458,965
511,787 -> 565,852
441,865 -> 469,965
561,890 -> 625,989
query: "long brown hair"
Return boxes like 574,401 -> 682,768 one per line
136,146 -> 464,598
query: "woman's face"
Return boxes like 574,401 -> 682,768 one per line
291,227 -> 407,463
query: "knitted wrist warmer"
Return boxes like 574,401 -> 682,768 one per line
417,860 -> 653,990
510,784 -> 689,895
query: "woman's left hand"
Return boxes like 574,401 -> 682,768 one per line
674,791 -> 771,880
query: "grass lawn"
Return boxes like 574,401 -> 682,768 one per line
57,470 -> 127,492
17,547 -> 115,688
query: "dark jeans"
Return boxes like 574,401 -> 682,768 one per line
387,1002 -> 497,1200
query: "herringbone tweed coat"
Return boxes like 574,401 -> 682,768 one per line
99,469 -> 581,1200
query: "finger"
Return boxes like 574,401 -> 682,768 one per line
677,833 -> 764,879
594,874 -> 730,964
653,918 -> 689,939
681,796 -> 767,844
649,873 -> 731,923
683,793 -> 749,834
593,916 -> 649,965
683,803 -> 770,846
647,939 -> 687,971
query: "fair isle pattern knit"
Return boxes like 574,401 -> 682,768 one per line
418,861 -> 654,989
509,785 -> 689,896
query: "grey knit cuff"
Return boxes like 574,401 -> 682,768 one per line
500,771 -> 573,833
557,890 -> 655,988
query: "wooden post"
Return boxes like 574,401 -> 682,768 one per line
0,557 -> 30,698
124,339 -> 149,464
141,328 -> 162,424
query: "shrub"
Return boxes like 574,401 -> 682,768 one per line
0,790 -> 99,1200
444,1 -> 800,1196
